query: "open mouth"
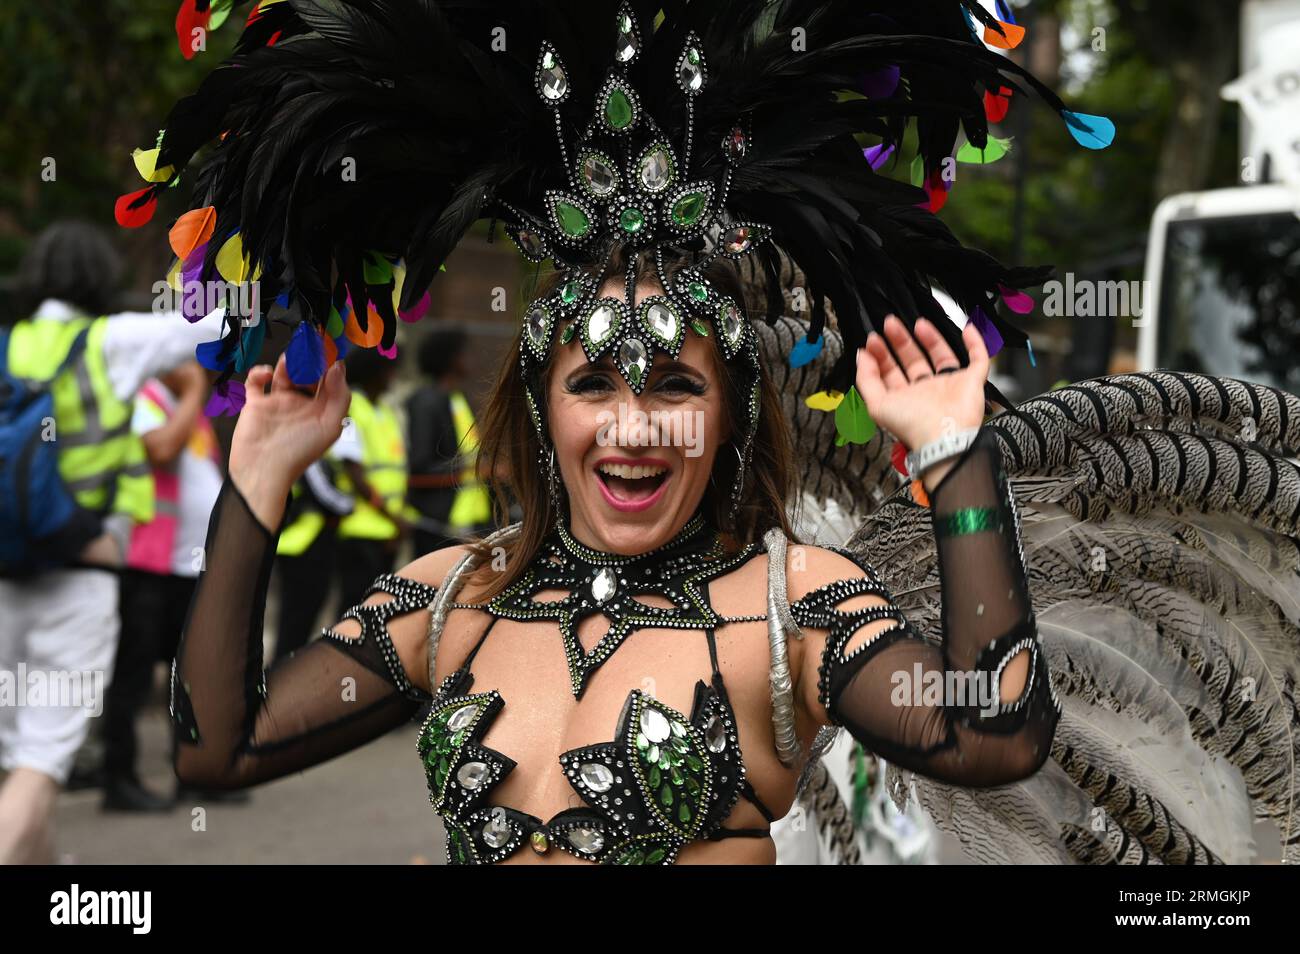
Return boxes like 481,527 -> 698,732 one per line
594,460 -> 670,509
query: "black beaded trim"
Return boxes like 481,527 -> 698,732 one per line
321,573 -> 437,699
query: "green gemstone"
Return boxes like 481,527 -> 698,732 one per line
554,201 -> 590,237
678,802 -> 691,823
670,720 -> 687,738
628,848 -> 645,865
671,191 -> 707,227
605,88 -> 634,129
658,750 -> 673,770
685,777 -> 701,796
646,743 -> 660,764
635,732 -> 649,751
645,847 -> 666,864
649,765 -> 661,789
659,784 -> 673,806
560,281 -> 581,303
619,207 -> 645,233
687,48 -> 700,65
686,753 -> 704,772
560,322 -> 575,344
628,362 -> 642,387
687,281 -> 708,302
670,766 -> 684,785
690,318 -> 710,336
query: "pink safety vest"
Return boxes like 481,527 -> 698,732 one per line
126,380 -> 222,575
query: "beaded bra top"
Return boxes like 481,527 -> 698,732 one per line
416,514 -> 776,864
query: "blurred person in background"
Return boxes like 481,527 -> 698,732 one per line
102,360 -> 224,813
273,452 -> 355,662
405,327 -> 491,556
0,220 -> 222,863
332,346 -> 409,615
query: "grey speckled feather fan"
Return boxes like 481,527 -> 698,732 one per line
842,371 -> 1300,864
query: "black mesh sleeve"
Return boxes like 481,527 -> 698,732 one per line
170,478 -> 435,789
791,427 -> 1060,787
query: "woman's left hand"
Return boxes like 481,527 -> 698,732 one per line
854,314 -> 989,454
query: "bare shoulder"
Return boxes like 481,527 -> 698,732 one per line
398,543 -> 478,593
782,542 -> 877,605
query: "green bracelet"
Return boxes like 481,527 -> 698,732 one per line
934,506 -> 1003,538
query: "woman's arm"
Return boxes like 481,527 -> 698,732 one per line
171,355 -> 436,789
789,315 -> 1059,787
790,428 -> 1059,787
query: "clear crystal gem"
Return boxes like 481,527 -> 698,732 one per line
482,813 -> 511,848
587,304 -> 615,345
679,48 -> 703,91
618,338 -> 648,385
615,14 -> 638,62
580,762 -> 615,792
720,302 -> 743,344
640,707 -> 671,744
526,305 -> 549,349
645,302 -> 677,342
456,761 -> 489,790
639,147 -> 673,192
447,703 -> 478,732
540,53 -> 567,100
568,826 -> 605,853
704,713 -> 726,752
581,153 -> 617,196
591,567 -> 617,604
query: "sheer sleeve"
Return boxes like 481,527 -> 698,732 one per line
170,478 -> 435,789
790,426 -> 1060,787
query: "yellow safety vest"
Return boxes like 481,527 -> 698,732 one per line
7,317 -> 154,523
338,391 -> 407,540
276,488 -> 327,557
447,390 -> 492,531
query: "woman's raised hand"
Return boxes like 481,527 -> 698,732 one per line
854,314 -> 989,454
227,354 -> 351,529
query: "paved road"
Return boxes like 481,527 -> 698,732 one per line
53,707 -> 445,865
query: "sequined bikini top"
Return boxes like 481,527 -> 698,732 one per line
417,513 -> 777,864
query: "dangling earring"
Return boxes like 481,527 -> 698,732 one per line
728,441 -> 747,526
546,443 -> 565,515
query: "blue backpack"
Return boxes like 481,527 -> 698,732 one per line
0,324 -> 104,576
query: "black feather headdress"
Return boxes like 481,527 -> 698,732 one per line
122,0 -> 1113,437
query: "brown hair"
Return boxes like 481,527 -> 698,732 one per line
462,246 -> 795,601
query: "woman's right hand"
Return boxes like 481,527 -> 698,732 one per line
227,354 -> 351,530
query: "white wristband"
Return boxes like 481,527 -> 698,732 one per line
905,427 -> 981,479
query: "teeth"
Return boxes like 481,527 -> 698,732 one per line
597,462 -> 667,479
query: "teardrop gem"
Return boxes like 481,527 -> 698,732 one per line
581,153 -> 618,197
725,126 -> 746,161
587,303 -> 615,345
614,11 -> 638,63
721,224 -> 759,255
678,47 -> 704,92
638,147 -> 673,193
516,229 -> 544,257
645,302 -> 677,343
670,191 -> 708,228
605,87 -> 634,129
591,566 -> 617,603
526,305 -> 549,350
540,50 -> 568,101
553,201 -> 591,238
720,301 -> 744,346
618,337 -> 648,388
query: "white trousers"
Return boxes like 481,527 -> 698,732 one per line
0,569 -> 119,785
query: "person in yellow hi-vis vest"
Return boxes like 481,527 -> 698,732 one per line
0,221 -> 223,863
406,327 -> 492,556
331,346 -> 409,616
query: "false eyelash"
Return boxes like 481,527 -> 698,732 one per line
565,375 -> 706,396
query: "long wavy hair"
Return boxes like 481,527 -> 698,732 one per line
461,246 -> 795,601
